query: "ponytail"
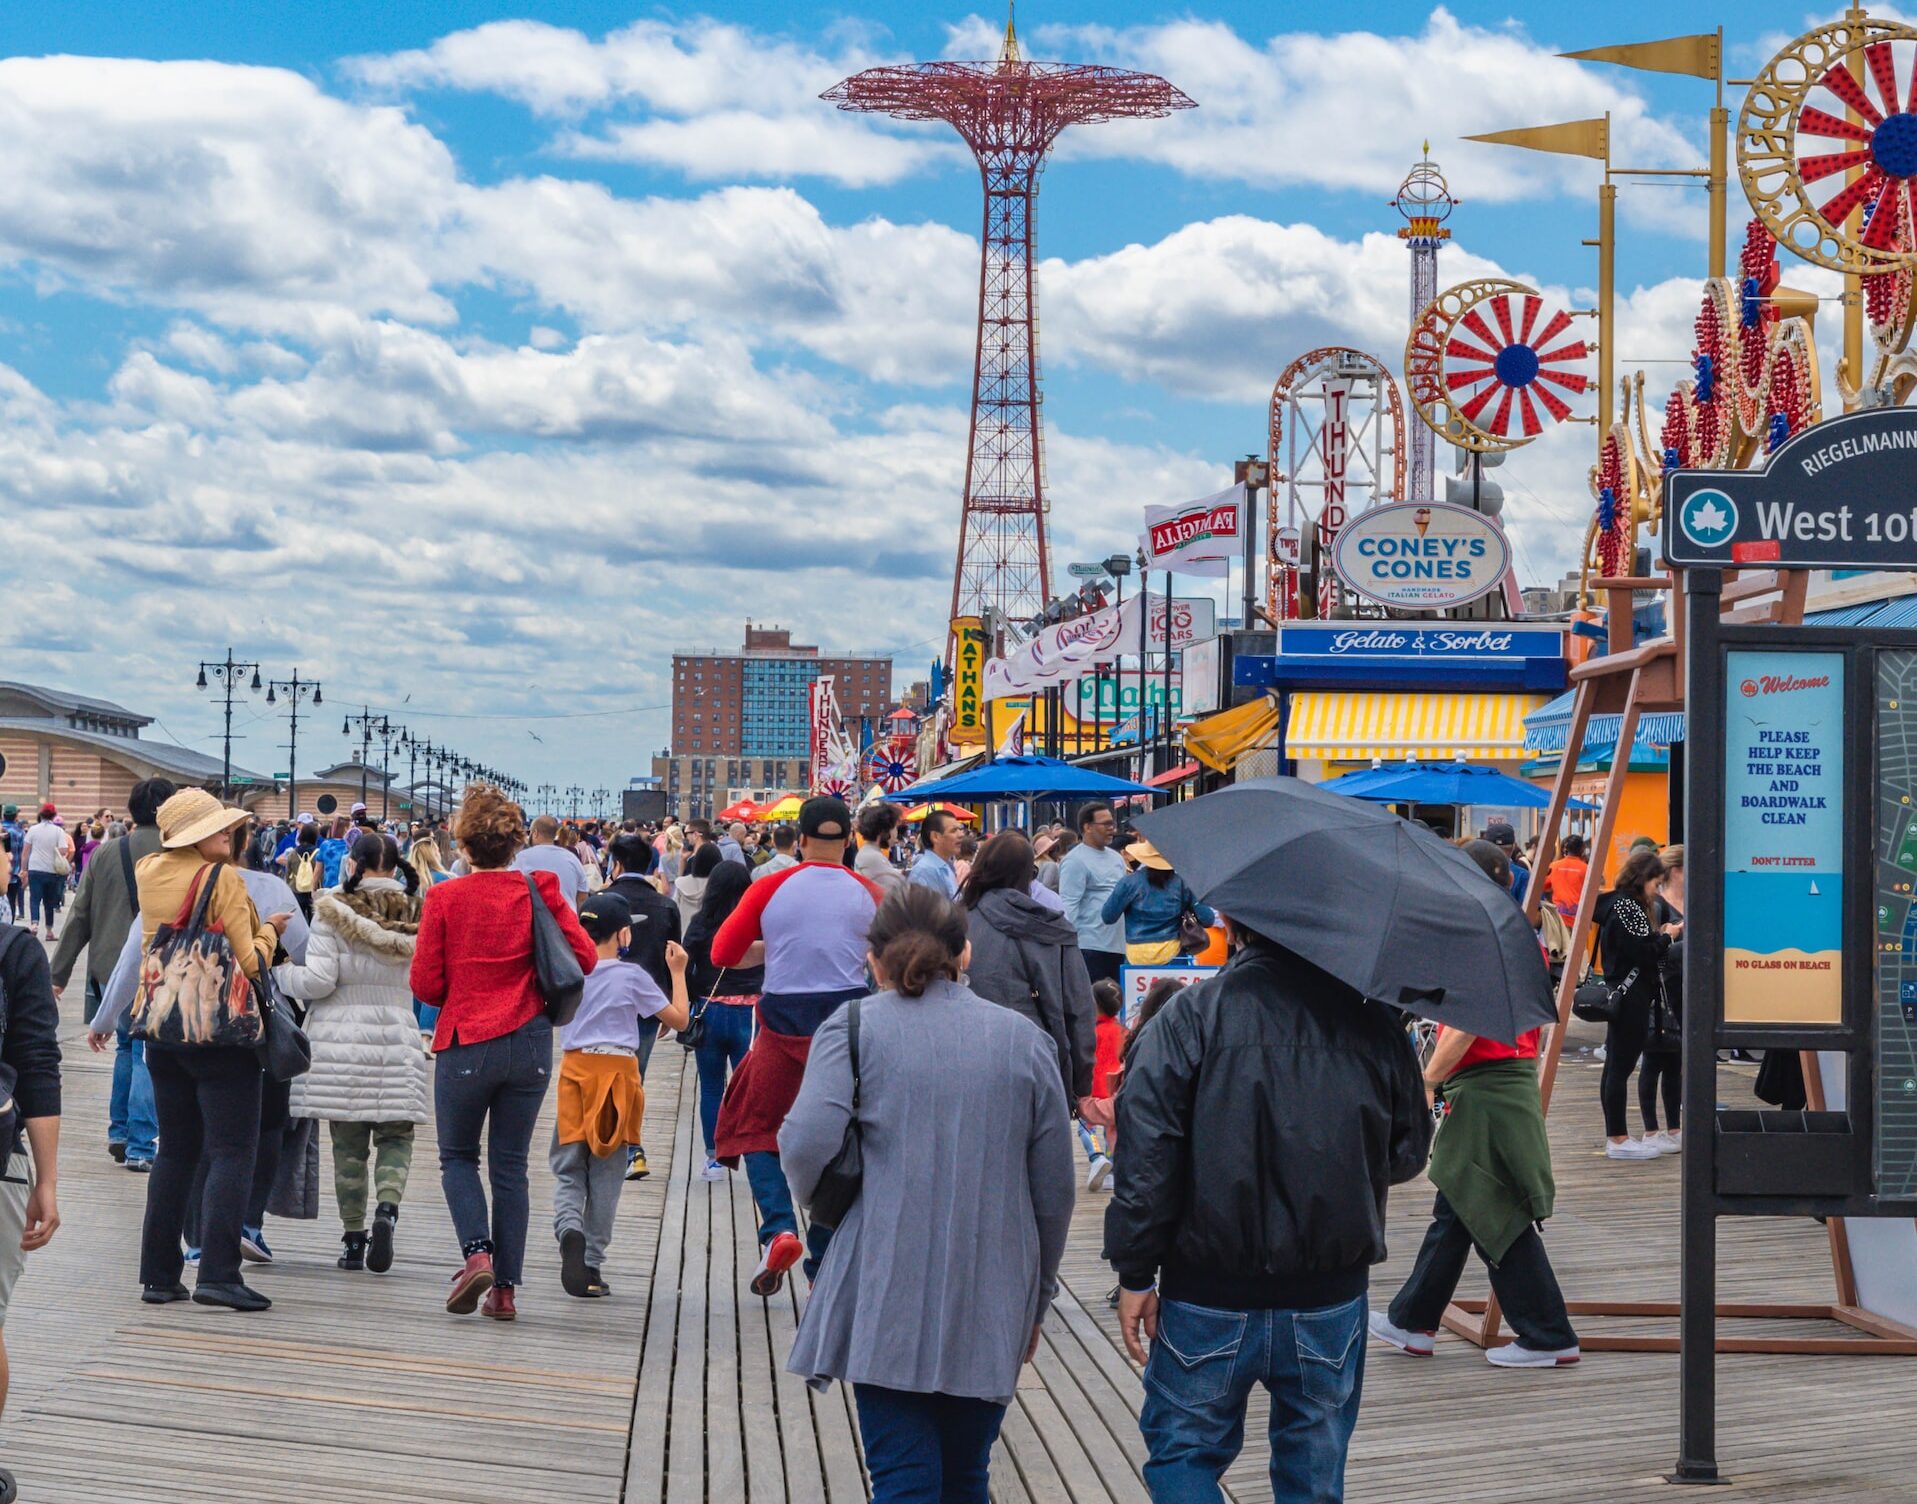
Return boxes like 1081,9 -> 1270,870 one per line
866,884 -> 967,998
343,832 -> 414,895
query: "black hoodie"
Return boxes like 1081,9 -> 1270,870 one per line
963,887 -> 1096,1100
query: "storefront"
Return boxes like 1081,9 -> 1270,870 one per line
1230,622 -> 1569,784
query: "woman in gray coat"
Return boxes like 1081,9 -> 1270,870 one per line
780,885 -> 1076,1502
959,830 -> 1096,1108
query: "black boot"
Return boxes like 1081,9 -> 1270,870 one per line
337,1231 -> 368,1271
367,1202 -> 399,1274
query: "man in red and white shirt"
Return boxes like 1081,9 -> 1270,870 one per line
712,797 -> 881,1295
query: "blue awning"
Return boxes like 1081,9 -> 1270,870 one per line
1523,690 -> 1685,753
1804,597 -> 1917,628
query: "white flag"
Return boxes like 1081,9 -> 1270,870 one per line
1139,485 -> 1244,577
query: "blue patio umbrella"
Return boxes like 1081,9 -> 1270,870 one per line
885,754 -> 1154,804
1323,761 -> 1593,810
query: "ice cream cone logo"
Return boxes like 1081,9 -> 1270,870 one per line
1413,507 -> 1432,540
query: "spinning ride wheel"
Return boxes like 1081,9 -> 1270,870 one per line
1406,278 -> 1591,453
1740,15 -> 1917,274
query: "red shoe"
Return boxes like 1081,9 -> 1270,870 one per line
481,1285 -> 517,1322
446,1252 -> 495,1314
750,1231 -> 803,1297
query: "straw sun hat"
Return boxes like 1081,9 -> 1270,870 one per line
1124,839 -> 1172,872
157,788 -> 249,850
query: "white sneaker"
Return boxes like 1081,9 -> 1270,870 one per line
1605,1138 -> 1661,1160
1367,1310 -> 1435,1357
1648,1130 -> 1683,1155
1593,1044 -> 1607,1062
1087,1155 -> 1113,1192
1488,1341 -> 1580,1368
699,1158 -> 728,1182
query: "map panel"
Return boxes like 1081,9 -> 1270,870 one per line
1875,650 -> 1917,1199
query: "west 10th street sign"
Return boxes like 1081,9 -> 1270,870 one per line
1665,406 -> 1917,570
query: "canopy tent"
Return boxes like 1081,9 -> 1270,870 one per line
900,801 -> 980,824
1185,694 -> 1279,773
1322,761 -> 1593,810
887,754 -> 1154,804
716,798 -> 761,822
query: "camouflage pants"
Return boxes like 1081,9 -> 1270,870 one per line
329,1120 -> 416,1232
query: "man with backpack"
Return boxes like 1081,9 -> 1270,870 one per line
51,777 -> 172,1172
0,892 -> 64,1499
282,823 -> 323,919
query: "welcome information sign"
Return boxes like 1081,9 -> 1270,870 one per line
1722,649 -> 1844,1025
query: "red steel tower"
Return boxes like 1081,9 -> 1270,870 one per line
826,17 -> 1193,632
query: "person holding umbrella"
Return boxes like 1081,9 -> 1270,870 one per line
1107,779 -> 1553,1500
1368,839 -> 1580,1370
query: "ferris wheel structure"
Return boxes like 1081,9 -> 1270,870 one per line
1266,347 -> 1406,621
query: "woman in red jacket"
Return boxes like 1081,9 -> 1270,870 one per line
410,784 -> 595,1320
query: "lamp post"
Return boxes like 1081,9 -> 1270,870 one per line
264,671 -> 321,820
343,707 -> 388,810
536,783 -> 556,814
1103,553 -> 1133,762
593,786 -> 611,821
196,649 -> 262,798
374,721 -> 404,820
565,785 -> 585,820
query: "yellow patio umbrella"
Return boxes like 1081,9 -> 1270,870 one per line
761,795 -> 805,821
901,801 -> 979,823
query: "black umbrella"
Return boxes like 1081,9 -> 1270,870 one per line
1135,777 -> 1554,1044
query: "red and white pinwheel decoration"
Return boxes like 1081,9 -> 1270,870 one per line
865,741 -> 917,794
1406,278 -> 1590,453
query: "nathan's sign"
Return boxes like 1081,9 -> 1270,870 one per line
1331,501 -> 1509,610
1665,407 -> 1917,570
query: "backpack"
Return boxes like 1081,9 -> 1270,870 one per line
130,863 -> 262,1048
288,849 -> 318,894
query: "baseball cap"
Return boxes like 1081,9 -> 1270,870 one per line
799,796 -> 852,842
297,812 -> 316,825
1481,820 -> 1517,848
351,802 -> 368,815
577,891 -> 634,943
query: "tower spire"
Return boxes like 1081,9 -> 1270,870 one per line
1001,2 -> 1020,65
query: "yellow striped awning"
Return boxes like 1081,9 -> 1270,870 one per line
1286,692 -> 1547,763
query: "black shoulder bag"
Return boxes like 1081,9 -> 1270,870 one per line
807,998 -> 864,1230
526,872 -> 586,1025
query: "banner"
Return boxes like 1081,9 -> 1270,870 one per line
1139,486 -> 1244,577
996,709 -> 1026,758
951,617 -> 988,736
983,594 -> 1215,698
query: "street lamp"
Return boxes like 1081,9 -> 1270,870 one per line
264,671 -> 322,820
197,649 -> 263,798
375,720 -> 403,820
344,708 -> 388,811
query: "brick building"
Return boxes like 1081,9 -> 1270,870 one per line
650,752 -> 812,823
670,624 -> 892,758
0,681 -> 254,814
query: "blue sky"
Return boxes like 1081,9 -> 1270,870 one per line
0,2 -> 1866,791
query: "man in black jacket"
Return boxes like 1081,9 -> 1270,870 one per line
1106,920 -> 1429,1503
605,834 -> 682,1180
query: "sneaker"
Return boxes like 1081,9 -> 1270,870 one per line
480,1285 -> 517,1321
109,1140 -> 127,1164
1605,1137 -> 1662,1161
141,1282 -> 190,1304
338,1232 -> 368,1272
1368,1310 -> 1436,1357
367,1202 -> 399,1274
182,1246 -> 201,1267
1593,1044 -> 1607,1062
240,1227 -> 274,1264
699,1158 -> 729,1182
626,1145 -> 650,1182
1487,1340 -> 1581,1368
126,1158 -> 152,1174
192,1281 -> 272,1312
446,1251 -> 496,1315
584,1266 -> 611,1298
750,1231 -> 804,1298
559,1228 -> 591,1298
1086,1155 -> 1113,1192
1654,1129 -> 1683,1154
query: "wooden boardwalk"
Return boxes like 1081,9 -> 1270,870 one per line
3,978 -> 1914,1501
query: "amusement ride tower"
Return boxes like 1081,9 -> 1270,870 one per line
1391,146 -> 1458,503
826,16 -> 1193,633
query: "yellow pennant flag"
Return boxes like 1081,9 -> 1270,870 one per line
1559,33 -> 1719,81
1464,118 -> 1608,162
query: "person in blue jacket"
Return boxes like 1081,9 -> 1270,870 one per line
1100,840 -> 1215,965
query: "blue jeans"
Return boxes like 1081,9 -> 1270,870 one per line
1076,1120 -> 1109,1163
112,1016 -> 159,1163
853,1384 -> 1006,1503
694,1002 -> 754,1156
434,1016 -> 554,1288
1140,1294 -> 1367,1504
743,1149 -> 832,1278
27,871 -> 63,926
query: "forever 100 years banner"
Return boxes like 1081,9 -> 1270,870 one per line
1722,649 -> 1844,1025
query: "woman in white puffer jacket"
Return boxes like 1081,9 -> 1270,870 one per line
277,832 -> 429,1274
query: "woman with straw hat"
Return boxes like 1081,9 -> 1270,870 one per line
132,789 -> 291,1312
1099,839 -> 1215,966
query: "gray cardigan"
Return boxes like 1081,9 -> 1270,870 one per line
964,887 -> 1097,1102
51,825 -> 162,991
780,979 -> 1076,1405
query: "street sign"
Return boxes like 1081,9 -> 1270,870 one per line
1665,406 -> 1917,570
1066,562 -> 1108,578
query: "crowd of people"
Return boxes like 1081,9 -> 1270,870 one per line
0,764 -> 1717,1504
